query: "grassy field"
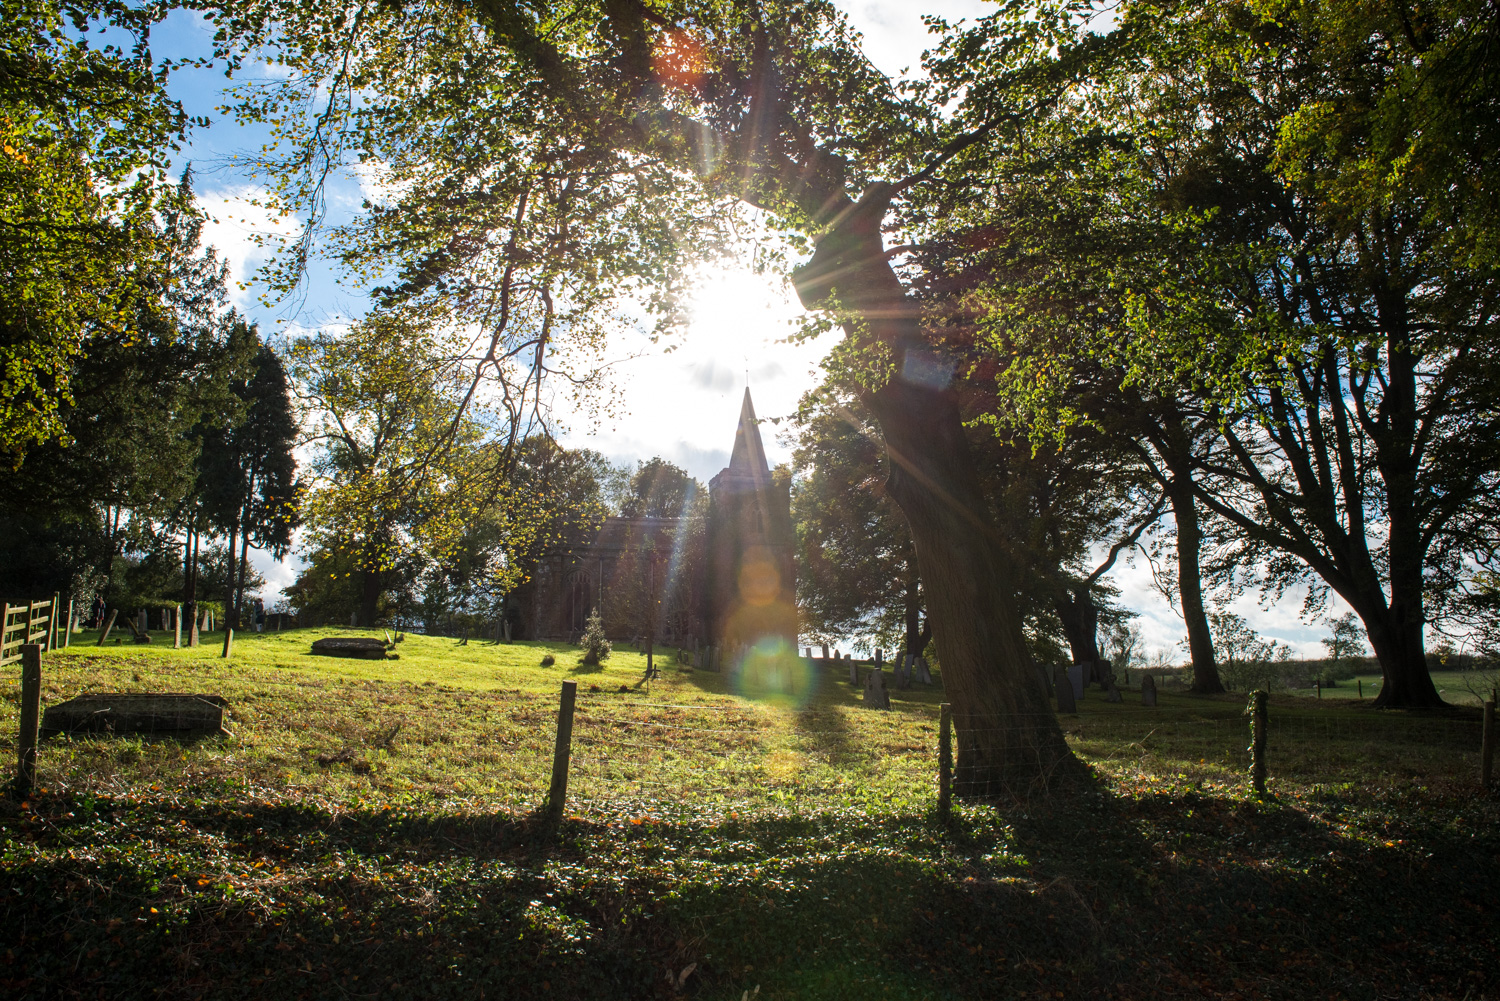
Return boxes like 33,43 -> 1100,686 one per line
2,628 -> 1497,999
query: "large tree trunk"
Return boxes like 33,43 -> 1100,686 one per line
869,378 -> 1075,797
795,189 -> 1077,799
902,557 -> 924,656
360,559 -> 381,628
1359,562 -> 1443,708
182,522 -> 199,643
1054,588 -> 1104,667
1166,481 -> 1223,694
1153,418 -> 1225,694
224,523 -> 238,629
234,524 -> 251,632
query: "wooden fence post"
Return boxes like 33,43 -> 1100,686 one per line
174,606 -> 181,649
545,680 -> 578,826
48,593 -> 59,650
97,609 -> 118,645
1247,690 -> 1268,795
65,599 -> 74,647
17,644 -> 41,798
221,628 -> 234,659
1482,699 -> 1495,790
938,702 -> 952,821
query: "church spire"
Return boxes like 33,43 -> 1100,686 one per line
728,387 -> 770,475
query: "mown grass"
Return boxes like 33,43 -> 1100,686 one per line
2,629 -> 1497,999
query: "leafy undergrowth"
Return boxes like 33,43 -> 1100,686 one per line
2,635 -> 1498,998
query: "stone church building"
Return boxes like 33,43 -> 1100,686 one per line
512,389 -> 797,654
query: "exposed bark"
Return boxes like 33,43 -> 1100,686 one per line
795,190 -> 1076,798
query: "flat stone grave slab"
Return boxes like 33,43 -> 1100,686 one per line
42,694 -> 228,738
311,636 -> 391,659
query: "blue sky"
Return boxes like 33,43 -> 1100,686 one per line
150,1 -> 1343,660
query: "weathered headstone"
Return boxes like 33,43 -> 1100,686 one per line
97,609 -> 118,645
1096,658 -> 1123,702
1067,664 -> 1086,701
137,609 -> 148,635
1055,665 -> 1077,713
863,664 -> 890,710
349,610 -> 359,627
821,642 -> 829,662
895,653 -> 913,690
42,693 -> 228,738
1141,673 -> 1158,707
311,637 -> 392,660
848,657 -> 859,686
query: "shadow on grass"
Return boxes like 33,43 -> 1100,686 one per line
2,768 -> 1496,1001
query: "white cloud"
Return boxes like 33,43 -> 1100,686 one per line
195,184 -> 299,309
836,0 -> 997,79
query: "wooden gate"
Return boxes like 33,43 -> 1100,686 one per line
2,595 -> 58,666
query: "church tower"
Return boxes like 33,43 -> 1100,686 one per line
707,388 -> 798,654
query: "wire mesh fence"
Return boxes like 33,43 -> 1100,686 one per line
4,651 -> 1494,819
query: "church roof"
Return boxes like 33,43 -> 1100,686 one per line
727,388 -> 770,476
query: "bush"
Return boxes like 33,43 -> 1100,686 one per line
579,608 -> 611,666
540,654 -> 555,667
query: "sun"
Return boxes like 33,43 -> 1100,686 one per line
557,264 -> 832,483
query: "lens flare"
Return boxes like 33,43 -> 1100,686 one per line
652,30 -> 706,95
728,637 -> 816,708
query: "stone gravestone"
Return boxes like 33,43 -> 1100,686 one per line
1098,658 -> 1124,703
1055,665 -> 1077,713
1141,673 -> 1158,707
311,637 -> 392,660
42,694 -> 228,738
863,664 -> 891,710
894,653 -> 911,690
1067,664 -> 1086,701
137,609 -> 148,635
848,655 -> 859,686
